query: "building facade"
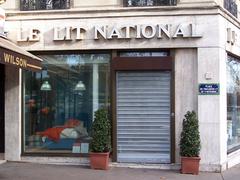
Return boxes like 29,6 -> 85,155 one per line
1,0 -> 240,172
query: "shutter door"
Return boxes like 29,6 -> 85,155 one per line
116,71 -> 171,163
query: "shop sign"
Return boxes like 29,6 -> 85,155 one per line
199,83 -> 220,95
0,48 -> 42,71
17,23 -> 202,42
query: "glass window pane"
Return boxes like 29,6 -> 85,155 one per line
126,0 -> 174,6
20,0 -> 70,11
224,0 -> 238,18
227,55 -> 240,151
24,53 -> 110,154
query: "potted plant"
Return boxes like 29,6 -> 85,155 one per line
180,111 -> 201,175
89,108 -> 111,170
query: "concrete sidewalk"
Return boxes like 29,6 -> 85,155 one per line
0,162 -> 239,180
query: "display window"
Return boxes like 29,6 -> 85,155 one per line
23,53 -> 110,154
227,55 -> 240,151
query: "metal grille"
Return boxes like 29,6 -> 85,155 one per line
224,0 -> 238,18
116,71 -> 171,163
20,0 -> 70,11
125,0 -> 176,6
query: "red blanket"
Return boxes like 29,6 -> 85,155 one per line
39,127 -> 65,141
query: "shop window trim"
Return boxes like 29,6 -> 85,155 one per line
22,52 -> 111,155
226,54 -> 240,153
228,144 -> 240,154
123,0 -> 177,7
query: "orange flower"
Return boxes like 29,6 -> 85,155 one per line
41,107 -> 50,115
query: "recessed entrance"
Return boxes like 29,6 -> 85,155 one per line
111,55 -> 173,163
0,64 -> 5,153
116,71 -> 171,163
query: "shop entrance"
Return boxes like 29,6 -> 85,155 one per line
111,55 -> 173,164
116,71 -> 171,163
0,64 -> 4,153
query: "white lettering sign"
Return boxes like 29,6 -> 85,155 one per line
17,23 -> 202,42
18,28 -> 41,42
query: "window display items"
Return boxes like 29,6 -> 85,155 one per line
24,53 -> 110,154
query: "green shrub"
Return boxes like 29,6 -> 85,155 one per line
180,111 -> 201,157
90,109 -> 111,152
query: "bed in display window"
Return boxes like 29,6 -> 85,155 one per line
28,119 -> 91,153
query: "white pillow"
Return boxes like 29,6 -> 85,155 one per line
60,128 -> 79,139
74,125 -> 88,136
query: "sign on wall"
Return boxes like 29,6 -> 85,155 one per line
199,83 -> 220,95
16,23 -> 203,42
0,37 -> 42,72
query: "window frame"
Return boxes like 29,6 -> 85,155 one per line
224,0 -> 238,18
20,0 -> 71,11
21,50 -> 111,157
123,0 -> 177,7
226,54 -> 240,154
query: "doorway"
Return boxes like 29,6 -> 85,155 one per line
116,71 -> 171,163
111,56 -> 174,163
0,64 -> 4,153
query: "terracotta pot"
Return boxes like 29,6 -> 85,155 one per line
181,156 -> 200,175
89,152 -> 110,170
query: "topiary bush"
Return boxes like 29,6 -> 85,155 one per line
90,108 -> 111,153
180,111 -> 201,157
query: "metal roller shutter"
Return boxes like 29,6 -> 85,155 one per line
116,71 -> 171,163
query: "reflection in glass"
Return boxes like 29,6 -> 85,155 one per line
20,0 -> 70,11
227,55 -> 240,151
74,81 -> 86,91
40,81 -> 52,91
120,51 -> 169,57
24,54 -> 110,154
126,0 -> 175,6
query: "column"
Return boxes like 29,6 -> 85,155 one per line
174,49 -> 198,163
5,67 -> 22,161
197,47 -> 227,172
92,63 -> 99,119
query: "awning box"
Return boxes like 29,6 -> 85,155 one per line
0,36 -> 42,72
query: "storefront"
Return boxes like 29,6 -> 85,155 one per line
0,4 -> 42,157
0,63 -> 4,154
225,22 -> 240,167
227,55 -> 240,153
3,5 -> 240,171
0,36 -> 42,156
22,51 -> 173,161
